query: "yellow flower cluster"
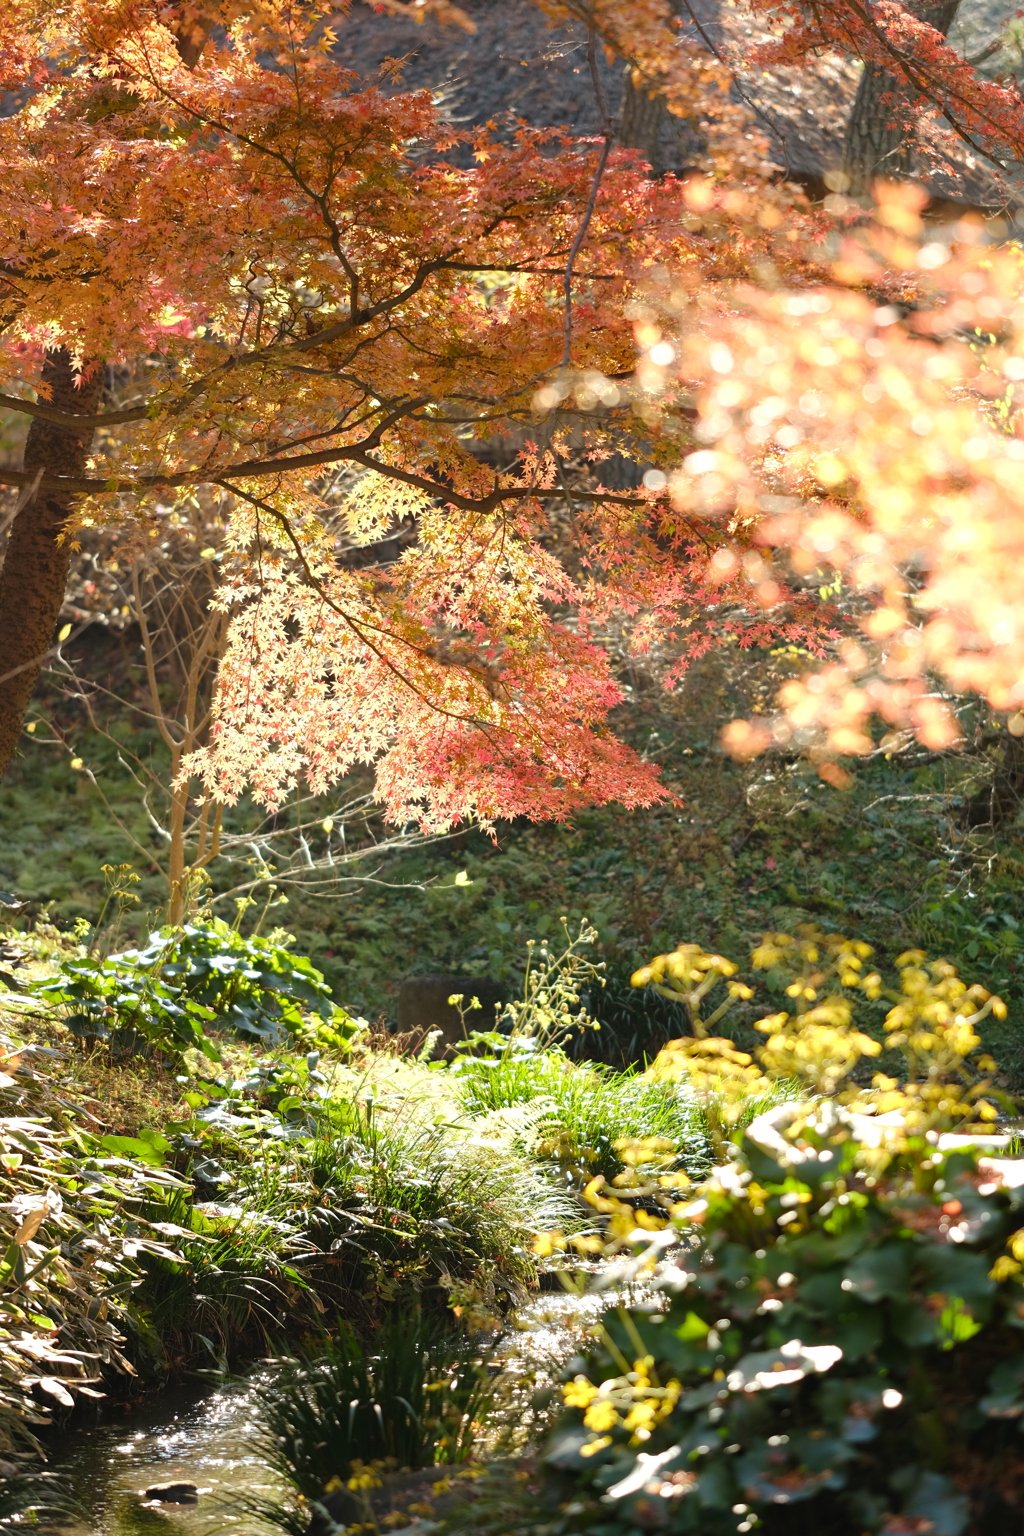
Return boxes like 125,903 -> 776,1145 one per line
754,929 -> 874,970
643,1036 -> 773,1159
631,927 -> 1009,1144
630,946 -> 752,1038
756,997 -> 881,1095
885,953 -> 1005,1061
564,1356 -> 682,1447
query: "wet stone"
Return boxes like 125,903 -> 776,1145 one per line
144,1481 -> 200,1504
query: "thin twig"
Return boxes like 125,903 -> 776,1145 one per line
7,468 -> 43,522
561,30 -> 614,372
0,619 -> 91,691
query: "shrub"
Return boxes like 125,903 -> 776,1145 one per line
552,1130 -> 1024,1536
27,919 -> 361,1062
0,1054 -> 191,1448
303,1106 -> 540,1315
546,929 -> 1023,1536
125,919 -> 358,1045
30,949 -> 219,1062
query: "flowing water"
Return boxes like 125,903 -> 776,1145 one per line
36,1370 -> 290,1536
35,1278 -> 635,1536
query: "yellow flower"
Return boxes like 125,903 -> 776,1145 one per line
584,1400 -> 620,1433
563,1376 -> 598,1409
580,1435 -> 613,1458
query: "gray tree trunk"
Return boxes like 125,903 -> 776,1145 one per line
842,0 -> 961,193
617,0 -> 711,176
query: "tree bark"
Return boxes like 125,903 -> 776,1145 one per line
842,0 -> 961,193
619,68 -> 670,176
616,0 -> 713,177
0,350 -> 103,777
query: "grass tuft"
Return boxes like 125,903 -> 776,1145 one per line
258,1314 -> 498,1490
453,1048 -> 710,1181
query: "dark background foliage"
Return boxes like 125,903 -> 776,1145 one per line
5,630 -> 1024,1074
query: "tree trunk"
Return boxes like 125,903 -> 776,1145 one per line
0,17 -> 209,784
0,350 -> 103,776
842,0 -> 961,193
619,68 -> 670,176
617,0 -> 713,177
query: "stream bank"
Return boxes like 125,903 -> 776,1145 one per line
32,1283 -> 635,1536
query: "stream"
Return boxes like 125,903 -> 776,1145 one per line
35,1281 -> 629,1536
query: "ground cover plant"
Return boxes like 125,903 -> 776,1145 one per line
6,901 -> 1024,1536
454,1046 -> 710,1183
22,916 -> 359,1062
261,1314 -> 496,1483
0,1038 -> 192,1449
541,930 -> 1024,1536
118,1047 -> 570,1359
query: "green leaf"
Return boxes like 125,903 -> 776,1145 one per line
830,1306 -> 884,1360
936,1296 -> 983,1350
99,1134 -> 167,1166
675,1310 -> 711,1342
138,1129 -> 173,1153
919,1245 -> 993,1308
980,1355 -> 1024,1418
841,1243 -> 912,1302
894,1470 -> 969,1536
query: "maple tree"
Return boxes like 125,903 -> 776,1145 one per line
553,0 -> 1024,191
744,0 -> 1024,181
624,179 -> 1024,781
0,0 -> 817,834
2,0 -> 1024,843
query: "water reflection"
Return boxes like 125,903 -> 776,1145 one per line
37,1372 -> 287,1536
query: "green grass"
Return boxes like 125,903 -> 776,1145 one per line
303,1105 -> 548,1307
452,1048 -> 710,1181
256,1314 -> 498,1489
132,1179 -> 316,1370
131,1085 -> 564,1368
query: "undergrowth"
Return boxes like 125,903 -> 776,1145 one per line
8,645 -> 1024,1078
453,1049 -> 710,1182
263,1315 -> 496,1484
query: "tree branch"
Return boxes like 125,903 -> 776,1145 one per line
0,448 -> 657,510
561,31 -> 614,372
